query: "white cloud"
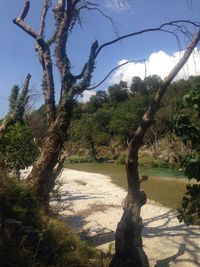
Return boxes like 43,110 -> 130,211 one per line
80,90 -> 96,102
105,0 -> 130,11
109,48 -> 200,85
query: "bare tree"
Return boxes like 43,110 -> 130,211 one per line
14,0 -> 99,210
13,1 -> 200,265
110,31 -> 200,266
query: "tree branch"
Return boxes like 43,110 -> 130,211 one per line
14,0 -> 56,125
54,0 -> 75,96
13,1 -> 39,39
74,20 -> 199,85
124,27 -> 200,223
87,59 -> 146,90
39,0 -> 51,37
78,4 -> 120,37
133,28 -> 200,153
76,40 -> 99,93
75,20 -> 198,85
13,18 -> 39,39
19,0 -> 30,20
95,20 -> 200,58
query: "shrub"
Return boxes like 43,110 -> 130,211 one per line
0,122 -> 38,173
0,175 -> 108,267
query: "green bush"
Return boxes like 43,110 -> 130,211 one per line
0,175 -> 108,267
172,86 -> 200,225
68,155 -> 93,163
0,122 -> 38,172
0,175 -> 40,226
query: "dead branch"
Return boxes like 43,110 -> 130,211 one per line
39,0 -> 51,37
95,20 -> 200,58
54,6 -> 72,78
87,59 -> 146,90
128,28 -> 200,189
78,3 -> 120,37
75,40 -> 99,92
14,0 -> 56,125
19,0 -> 30,20
74,20 -> 199,87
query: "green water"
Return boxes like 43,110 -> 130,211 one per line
65,163 -> 188,209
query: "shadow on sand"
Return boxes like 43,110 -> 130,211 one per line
143,210 -> 200,266
155,243 -> 186,266
59,189 -> 200,266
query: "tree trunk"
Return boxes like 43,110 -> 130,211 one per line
110,142 -> 149,267
111,29 -> 200,267
27,128 -> 62,211
26,101 -> 73,211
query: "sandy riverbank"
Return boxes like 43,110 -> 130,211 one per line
54,168 -> 200,267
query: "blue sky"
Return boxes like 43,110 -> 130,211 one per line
0,0 -> 200,118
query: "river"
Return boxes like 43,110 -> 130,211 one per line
65,163 -> 188,208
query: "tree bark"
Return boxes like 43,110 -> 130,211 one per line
111,29 -> 200,267
26,127 -> 63,210
26,98 -> 74,211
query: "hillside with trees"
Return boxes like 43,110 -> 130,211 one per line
42,76 -> 196,168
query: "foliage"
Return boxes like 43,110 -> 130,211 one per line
7,74 -> 30,121
130,75 -> 162,94
0,175 -> 109,267
0,175 -> 40,226
178,184 -> 200,225
143,74 -> 162,92
32,76 -> 200,167
28,105 -> 48,145
0,122 -> 38,172
138,154 -> 170,168
173,86 -> 200,225
109,98 -> 148,143
107,81 -> 128,105
87,90 -> 108,112
8,85 -> 20,114
64,75 -> 199,164
130,76 -> 146,94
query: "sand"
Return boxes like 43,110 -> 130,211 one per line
55,168 -> 200,267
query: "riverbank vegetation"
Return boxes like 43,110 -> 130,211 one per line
0,173 -> 110,267
173,85 -> 200,225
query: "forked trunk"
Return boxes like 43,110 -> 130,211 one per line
110,143 -> 149,267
